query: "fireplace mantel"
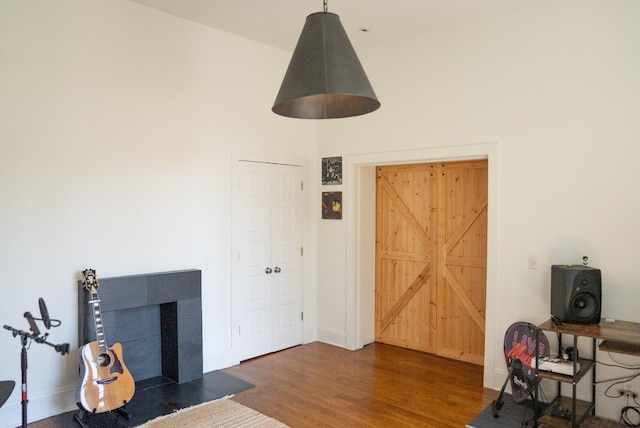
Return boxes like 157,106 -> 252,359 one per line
78,269 -> 203,384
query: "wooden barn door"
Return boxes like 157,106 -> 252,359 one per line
375,160 -> 487,365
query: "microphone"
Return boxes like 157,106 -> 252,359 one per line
55,343 -> 70,355
39,297 -> 51,330
24,312 -> 40,336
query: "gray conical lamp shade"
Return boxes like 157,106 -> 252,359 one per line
272,12 -> 380,119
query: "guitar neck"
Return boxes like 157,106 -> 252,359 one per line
88,290 -> 108,354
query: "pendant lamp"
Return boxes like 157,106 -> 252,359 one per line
272,1 -> 380,119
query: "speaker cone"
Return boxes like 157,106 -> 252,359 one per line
571,293 -> 598,320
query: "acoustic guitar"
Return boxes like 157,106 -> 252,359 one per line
75,269 -> 135,413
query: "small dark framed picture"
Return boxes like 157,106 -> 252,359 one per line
322,191 -> 342,220
322,156 -> 342,185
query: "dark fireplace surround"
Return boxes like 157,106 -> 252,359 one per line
78,269 -> 203,384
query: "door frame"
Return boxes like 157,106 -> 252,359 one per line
343,142 -> 499,388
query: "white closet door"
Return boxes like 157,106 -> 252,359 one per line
232,160 -> 302,361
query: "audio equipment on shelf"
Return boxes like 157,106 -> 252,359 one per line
550,264 -> 601,325
531,356 -> 580,376
550,405 -> 572,420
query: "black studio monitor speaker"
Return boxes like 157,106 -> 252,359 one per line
551,265 -> 602,325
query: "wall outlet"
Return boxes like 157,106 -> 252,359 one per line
528,255 -> 538,270
619,384 -> 637,398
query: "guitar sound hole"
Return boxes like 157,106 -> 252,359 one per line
97,352 -> 112,368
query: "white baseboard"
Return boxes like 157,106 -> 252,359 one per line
0,385 -> 77,428
316,327 -> 346,348
203,347 -> 238,372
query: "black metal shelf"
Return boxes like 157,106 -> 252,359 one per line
536,321 -> 597,428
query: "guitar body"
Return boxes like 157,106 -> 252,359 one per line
76,341 -> 135,413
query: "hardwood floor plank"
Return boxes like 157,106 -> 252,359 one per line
224,342 -> 497,427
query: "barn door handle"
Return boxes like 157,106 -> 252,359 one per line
265,267 -> 273,274
274,267 -> 281,273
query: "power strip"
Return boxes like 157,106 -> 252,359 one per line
531,356 -> 579,376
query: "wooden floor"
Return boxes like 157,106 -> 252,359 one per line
28,341 -> 625,427
224,342 -> 497,427
27,341 -> 495,428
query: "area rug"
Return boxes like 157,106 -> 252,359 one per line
137,396 -> 288,428
466,394 -> 623,428
466,395 -> 541,428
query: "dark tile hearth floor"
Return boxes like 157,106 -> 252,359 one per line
29,371 -> 254,428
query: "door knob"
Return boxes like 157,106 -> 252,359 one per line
274,267 -> 281,273
265,267 -> 273,274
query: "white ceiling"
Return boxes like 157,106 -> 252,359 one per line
128,0 -> 548,51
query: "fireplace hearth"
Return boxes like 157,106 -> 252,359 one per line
78,269 -> 203,384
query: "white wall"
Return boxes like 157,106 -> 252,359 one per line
2,0 -> 640,425
316,0 -> 640,421
0,1 -> 317,426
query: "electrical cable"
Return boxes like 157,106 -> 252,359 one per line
518,377 -> 550,427
522,386 -> 549,428
601,374 -> 640,399
598,370 -> 640,399
598,360 -> 640,369
621,406 -> 640,427
607,350 -> 640,369
593,355 -> 640,398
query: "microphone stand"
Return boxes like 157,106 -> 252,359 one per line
3,319 -> 69,428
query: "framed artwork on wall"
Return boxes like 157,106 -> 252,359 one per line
322,191 -> 342,220
321,156 -> 342,185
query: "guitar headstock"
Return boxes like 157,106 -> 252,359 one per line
82,269 -> 99,292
